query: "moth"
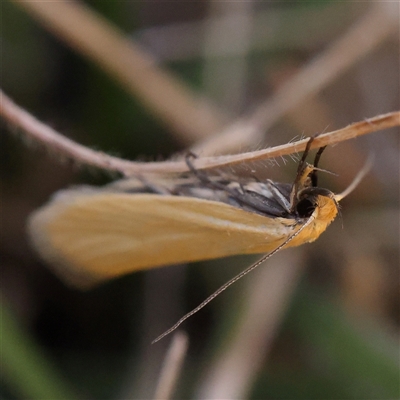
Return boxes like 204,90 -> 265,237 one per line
28,137 -> 367,342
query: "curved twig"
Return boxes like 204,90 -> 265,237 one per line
1,90 -> 398,175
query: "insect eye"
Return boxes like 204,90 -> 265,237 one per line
296,197 -> 316,218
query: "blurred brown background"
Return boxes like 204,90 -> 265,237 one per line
1,2 -> 399,399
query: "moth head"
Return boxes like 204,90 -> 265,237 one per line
295,186 -> 339,220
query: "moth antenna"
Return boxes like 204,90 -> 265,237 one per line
335,155 -> 373,201
152,215 -> 316,344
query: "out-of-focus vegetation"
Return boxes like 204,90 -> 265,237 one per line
1,1 -> 398,399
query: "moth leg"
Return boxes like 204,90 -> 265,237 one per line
185,152 -> 216,185
290,137 -> 312,210
185,153 -> 276,213
289,134 -> 328,210
135,175 -> 172,195
266,179 -> 291,213
237,183 -> 246,195
185,152 -> 236,193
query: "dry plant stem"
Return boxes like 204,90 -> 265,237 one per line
11,0 -> 226,144
0,90 -> 137,174
12,2 -> 395,155
194,3 -> 399,154
1,89 -> 398,175
153,332 -> 188,400
202,2 -> 253,113
205,111 -> 399,168
139,3 -> 363,63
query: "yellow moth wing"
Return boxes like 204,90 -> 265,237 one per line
28,191 -> 294,287
29,187 -> 338,288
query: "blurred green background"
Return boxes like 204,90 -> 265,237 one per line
1,2 -> 399,399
